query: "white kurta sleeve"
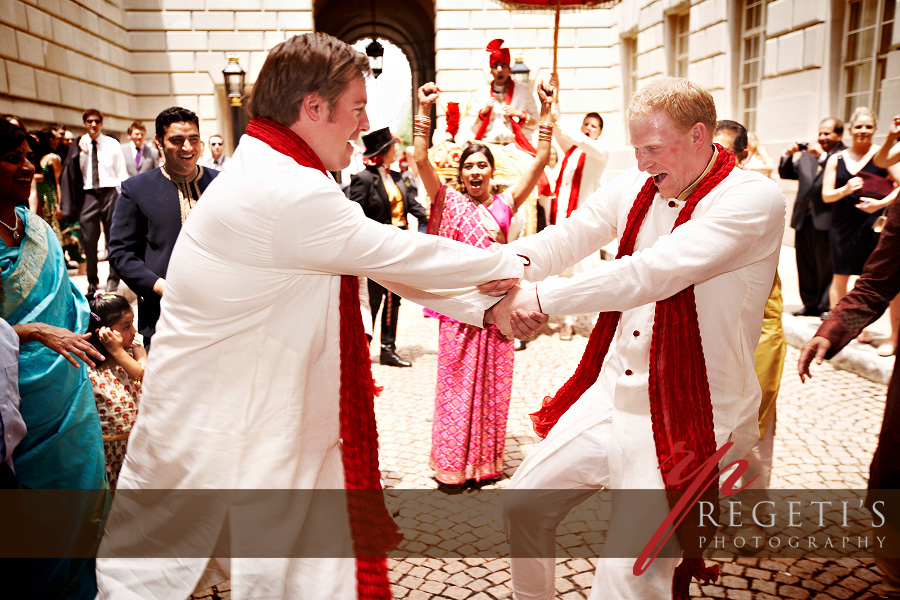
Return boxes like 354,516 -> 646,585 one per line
506,170 -> 628,281
554,126 -> 609,167
358,276 -> 373,338
270,181 -> 524,326
516,174 -> 786,316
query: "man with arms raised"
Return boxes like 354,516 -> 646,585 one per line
487,78 -> 785,598
95,32 -> 525,600
109,107 -> 218,350
548,109 -> 609,340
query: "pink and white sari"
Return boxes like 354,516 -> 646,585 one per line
426,184 -> 515,485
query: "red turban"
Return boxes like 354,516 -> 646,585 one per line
486,39 -> 511,68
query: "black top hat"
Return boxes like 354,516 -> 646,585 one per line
361,127 -> 400,158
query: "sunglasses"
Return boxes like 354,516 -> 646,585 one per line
85,119 -> 101,124
210,142 -> 223,146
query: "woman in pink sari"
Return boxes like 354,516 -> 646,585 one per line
414,79 -> 554,486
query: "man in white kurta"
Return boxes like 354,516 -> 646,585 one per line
462,39 -> 538,146
549,113 -> 608,227
94,33 -> 525,600
489,78 -> 786,599
546,111 -> 610,339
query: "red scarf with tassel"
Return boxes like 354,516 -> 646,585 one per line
246,117 -> 402,600
530,146 -> 733,599
550,145 -> 587,225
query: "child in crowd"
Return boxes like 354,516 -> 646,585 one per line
87,293 -> 146,489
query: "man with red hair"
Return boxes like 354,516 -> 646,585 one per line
487,78 -> 785,599
463,39 -> 538,148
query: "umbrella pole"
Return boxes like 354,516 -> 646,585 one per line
553,0 -> 561,73
552,0 -> 561,110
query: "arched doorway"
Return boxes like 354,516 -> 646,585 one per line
314,0 -> 435,108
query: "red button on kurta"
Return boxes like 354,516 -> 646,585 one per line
633,330 -> 640,337
668,201 -> 677,208
625,369 -> 633,376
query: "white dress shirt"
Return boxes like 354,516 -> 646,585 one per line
78,133 -> 128,189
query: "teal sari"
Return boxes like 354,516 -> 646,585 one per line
0,206 -> 107,599
1,206 -> 106,490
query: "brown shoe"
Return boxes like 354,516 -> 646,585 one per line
559,323 -> 573,341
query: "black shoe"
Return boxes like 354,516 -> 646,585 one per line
380,347 -> 411,368
791,307 -> 818,317
105,279 -> 119,293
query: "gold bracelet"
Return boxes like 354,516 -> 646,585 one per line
414,115 -> 431,137
538,121 -> 553,142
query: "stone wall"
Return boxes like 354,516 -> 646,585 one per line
0,0 -> 314,142
122,0 -> 313,146
1,0 -> 132,132
2,0 -> 900,172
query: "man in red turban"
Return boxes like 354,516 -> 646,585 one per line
463,39 -> 538,148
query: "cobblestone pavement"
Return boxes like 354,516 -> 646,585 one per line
181,295 -> 892,600
370,304 -> 892,600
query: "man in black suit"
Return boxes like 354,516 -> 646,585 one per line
122,120 -> 159,178
59,109 -> 129,293
349,127 -> 428,367
109,107 -> 218,350
779,118 -> 845,318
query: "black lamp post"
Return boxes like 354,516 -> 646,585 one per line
510,57 -> 531,84
366,39 -> 384,78
223,54 -> 246,147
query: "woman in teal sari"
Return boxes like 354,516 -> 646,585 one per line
0,120 -> 107,599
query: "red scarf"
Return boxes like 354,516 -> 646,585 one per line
246,117 -> 402,600
474,80 -> 534,153
474,81 -> 553,199
531,146 -> 733,598
550,145 -> 587,225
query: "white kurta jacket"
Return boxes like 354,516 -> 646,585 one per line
96,136 -> 525,600
548,125 -> 611,277
463,82 -> 538,145
551,126 -> 609,226
507,164 -> 786,490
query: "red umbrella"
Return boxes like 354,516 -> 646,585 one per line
493,0 -> 620,72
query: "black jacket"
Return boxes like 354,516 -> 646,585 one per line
779,142 -> 845,231
348,166 -> 427,231
108,167 -> 219,346
59,139 -> 85,221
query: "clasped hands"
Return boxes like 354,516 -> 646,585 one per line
478,278 -> 550,340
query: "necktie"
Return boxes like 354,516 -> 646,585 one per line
135,146 -> 141,168
91,139 -> 100,189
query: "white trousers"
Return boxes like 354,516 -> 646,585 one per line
505,417 -> 680,600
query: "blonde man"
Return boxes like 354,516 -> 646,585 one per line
487,78 -> 785,598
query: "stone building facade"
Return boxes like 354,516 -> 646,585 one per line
2,0 -> 899,177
